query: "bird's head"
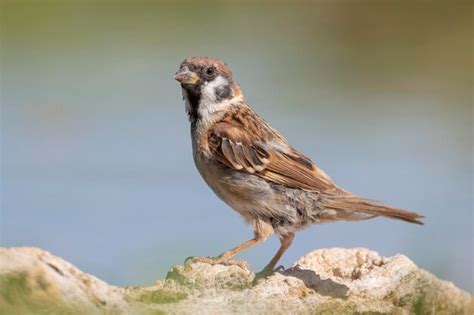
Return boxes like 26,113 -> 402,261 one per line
174,57 -> 243,122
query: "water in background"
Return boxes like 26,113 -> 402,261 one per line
1,2 -> 472,292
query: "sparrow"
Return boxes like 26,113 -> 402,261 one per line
173,56 -> 423,277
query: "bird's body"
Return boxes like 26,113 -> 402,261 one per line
191,103 -> 373,236
174,56 -> 423,276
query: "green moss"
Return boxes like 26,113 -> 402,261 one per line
0,272 -> 80,315
138,310 -> 168,315
138,289 -> 187,304
413,296 -> 426,315
0,272 -> 31,304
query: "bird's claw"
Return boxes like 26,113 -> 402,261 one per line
253,269 -> 272,282
252,265 -> 285,285
184,256 -> 216,265
184,256 -> 196,264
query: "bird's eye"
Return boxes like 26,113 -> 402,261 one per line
205,67 -> 216,76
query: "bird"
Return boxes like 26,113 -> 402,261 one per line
173,56 -> 423,278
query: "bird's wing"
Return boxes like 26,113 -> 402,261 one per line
208,109 -> 341,194
208,107 -> 424,224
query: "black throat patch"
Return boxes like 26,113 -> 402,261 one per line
183,84 -> 201,122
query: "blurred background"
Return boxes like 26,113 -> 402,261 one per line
1,1 -> 472,292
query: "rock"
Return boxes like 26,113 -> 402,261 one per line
166,261 -> 254,291
0,247 -> 128,314
0,247 -> 472,314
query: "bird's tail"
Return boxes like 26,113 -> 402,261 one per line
323,195 -> 424,225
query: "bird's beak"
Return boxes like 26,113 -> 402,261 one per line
173,67 -> 199,85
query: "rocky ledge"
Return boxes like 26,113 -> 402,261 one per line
0,247 -> 471,314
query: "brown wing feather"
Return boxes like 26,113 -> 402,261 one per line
264,151 -> 335,191
221,139 -> 243,170
207,107 -> 341,194
242,145 -> 264,171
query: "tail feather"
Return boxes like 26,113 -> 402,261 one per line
324,195 -> 424,225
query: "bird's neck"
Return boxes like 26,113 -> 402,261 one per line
183,86 -> 244,125
196,94 -> 244,125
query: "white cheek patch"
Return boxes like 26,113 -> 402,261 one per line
198,75 -> 242,124
201,76 -> 228,104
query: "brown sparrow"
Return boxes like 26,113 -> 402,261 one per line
174,57 -> 423,277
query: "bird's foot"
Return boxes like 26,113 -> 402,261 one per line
184,255 -> 250,271
252,265 -> 285,284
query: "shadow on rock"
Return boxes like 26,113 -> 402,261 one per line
281,266 -> 349,298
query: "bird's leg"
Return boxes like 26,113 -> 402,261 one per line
187,220 -> 273,271
188,237 -> 263,271
217,238 -> 262,260
255,232 -> 295,279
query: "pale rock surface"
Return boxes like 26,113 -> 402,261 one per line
0,247 -> 472,314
